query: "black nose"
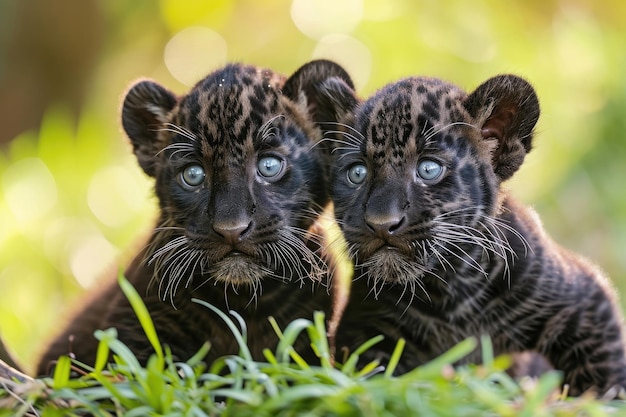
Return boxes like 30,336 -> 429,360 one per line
213,221 -> 252,245
366,214 -> 406,239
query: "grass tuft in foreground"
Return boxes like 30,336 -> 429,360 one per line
1,275 -> 625,416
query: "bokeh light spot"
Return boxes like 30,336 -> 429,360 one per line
88,166 -> 148,227
312,35 -> 372,91
2,158 -> 57,225
70,233 -> 118,288
44,217 -> 89,275
362,0 -> 405,21
164,26 -> 227,86
553,9 -> 605,82
291,0 -> 363,39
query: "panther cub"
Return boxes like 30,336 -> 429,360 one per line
322,74 -> 626,396
36,60 -> 354,375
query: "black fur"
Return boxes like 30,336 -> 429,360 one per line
36,60 -> 353,375
326,74 -> 626,397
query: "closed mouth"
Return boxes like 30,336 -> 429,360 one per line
360,243 -> 416,263
380,245 -> 398,251
222,250 -> 257,262
373,243 -> 413,258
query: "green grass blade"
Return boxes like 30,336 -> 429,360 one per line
93,333 -> 112,374
480,334 -> 494,369
340,335 -> 384,375
384,338 -> 405,378
186,342 -> 211,369
117,272 -> 163,361
51,355 -> 72,389
94,329 -> 142,374
408,337 -> 477,379
192,298 -> 254,363
274,318 -> 312,363
311,311 -> 332,368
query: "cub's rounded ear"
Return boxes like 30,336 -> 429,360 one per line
121,80 -> 177,177
464,75 -> 540,181
282,59 -> 359,126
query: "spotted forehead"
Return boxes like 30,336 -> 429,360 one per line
356,77 -> 469,166
172,65 -> 286,161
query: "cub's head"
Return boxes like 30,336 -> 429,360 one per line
323,75 -> 539,295
121,60 -> 353,301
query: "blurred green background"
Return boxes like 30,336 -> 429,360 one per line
0,0 -> 625,373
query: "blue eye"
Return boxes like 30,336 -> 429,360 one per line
257,155 -> 285,180
181,164 -> 205,188
347,163 -> 367,185
417,159 -> 444,182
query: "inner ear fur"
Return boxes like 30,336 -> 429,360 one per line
464,74 -> 540,181
121,80 -> 177,177
282,59 -> 359,127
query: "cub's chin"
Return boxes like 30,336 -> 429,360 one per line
208,255 -> 272,287
357,248 -> 429,296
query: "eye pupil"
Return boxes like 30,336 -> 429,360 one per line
257,156 -> 284,180
417,159 -> 443,181
347,164 -> 367,185
181,165 -> 205,187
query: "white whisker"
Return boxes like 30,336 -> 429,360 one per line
155,123 -> 198,142
423,121 -> 478,144
257,114 -> 285,143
